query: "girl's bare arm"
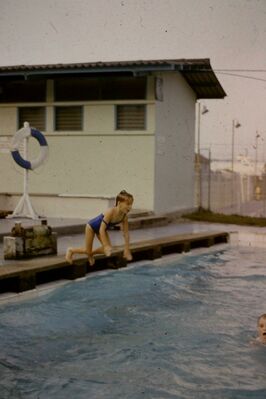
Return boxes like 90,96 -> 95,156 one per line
121,217 -> 132,260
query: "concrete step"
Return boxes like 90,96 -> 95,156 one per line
128,215 -> 170,229
128,209 -> 154,219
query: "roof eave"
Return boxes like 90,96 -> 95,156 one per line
0,59 -> 226,99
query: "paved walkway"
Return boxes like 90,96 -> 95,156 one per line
0,217 -> 223,265
1,215 -> 266,267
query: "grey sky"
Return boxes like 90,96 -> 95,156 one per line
0,0 -> 266,160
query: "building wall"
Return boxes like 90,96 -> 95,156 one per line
0,72 -> 197,218
154,72 -> 196,213
0,78 -> 156,217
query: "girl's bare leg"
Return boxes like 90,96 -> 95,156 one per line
91,246 -> 105,255
65,225 -> 95,265
91,233 -> 112,256
85,225 -> 95,265
65,248 -> 74,264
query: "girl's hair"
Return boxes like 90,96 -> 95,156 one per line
257,314 -> 266,325
115,190 -> 134,205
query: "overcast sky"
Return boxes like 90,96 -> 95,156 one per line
0,0 -> 266,161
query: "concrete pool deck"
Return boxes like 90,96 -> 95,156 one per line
0,214 -> 265,295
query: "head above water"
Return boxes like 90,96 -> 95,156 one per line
257,314 -> 266,325
257,314 -> 266,343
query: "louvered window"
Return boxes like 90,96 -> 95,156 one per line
116,105 -> 146,130
18,107 -> 46,131
55,106 -> 83,131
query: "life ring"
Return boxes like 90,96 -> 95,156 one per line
11,125 -> 48,170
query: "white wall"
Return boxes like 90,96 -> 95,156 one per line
154,72 -> 196,213
0,72 -> 198,217
0,92 -> 156,216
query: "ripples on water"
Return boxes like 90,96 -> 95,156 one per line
0,246 -> 266,398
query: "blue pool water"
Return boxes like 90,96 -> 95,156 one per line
1,245 -> 266,399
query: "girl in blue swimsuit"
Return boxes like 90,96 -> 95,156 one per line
66,190 -> 134,266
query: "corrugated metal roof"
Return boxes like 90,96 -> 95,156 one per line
0,59 -> 226,99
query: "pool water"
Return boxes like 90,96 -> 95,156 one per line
1,245 -> 266,399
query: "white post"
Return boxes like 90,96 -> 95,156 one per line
7,122 -> 39,219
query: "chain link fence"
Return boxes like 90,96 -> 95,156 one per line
195,159 -> 266,217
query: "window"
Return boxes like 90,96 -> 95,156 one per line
101,77 -> 146,100
0,80 -> 46,103
54,77 -> 147,101
55,78 -> 100,101
55,106 -> 83,131
116,105 -> 146,130
18,107 -> 46,131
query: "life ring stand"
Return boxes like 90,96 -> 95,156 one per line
11,123 -> 48,170
7,122 -> 49,219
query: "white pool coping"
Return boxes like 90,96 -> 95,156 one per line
229,231 -> 266,248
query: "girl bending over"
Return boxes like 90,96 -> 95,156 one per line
66,190 -> 134,266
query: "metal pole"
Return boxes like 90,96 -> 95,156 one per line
231,119 -> 235,172
197,102 -> 201,209
208,147 -> 211,210
231,119 -> 235,211
255,131 -> 259,175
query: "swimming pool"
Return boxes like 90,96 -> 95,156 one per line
0,244 -> 266,399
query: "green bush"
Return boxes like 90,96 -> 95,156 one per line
182,209 -> 266,227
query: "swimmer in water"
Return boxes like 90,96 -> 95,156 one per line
256,314 -> 266,344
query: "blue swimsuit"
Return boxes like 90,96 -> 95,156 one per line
88,213 -> 125,234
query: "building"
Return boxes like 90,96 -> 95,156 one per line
0,59 -> 225,218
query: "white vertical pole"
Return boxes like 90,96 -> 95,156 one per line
207,148 -> 211,211
231,120 -> 234,172
8,122 -> 39,219
23,137 -> 28,197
